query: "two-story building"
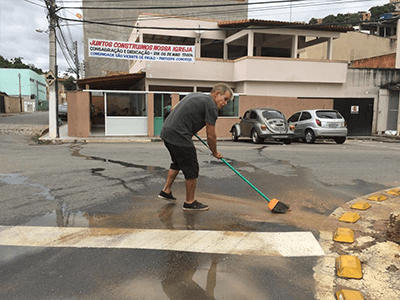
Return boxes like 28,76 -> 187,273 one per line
76,13 -> 400,138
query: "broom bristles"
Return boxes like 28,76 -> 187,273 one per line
268,198 -> 290,214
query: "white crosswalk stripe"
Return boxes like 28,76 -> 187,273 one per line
0,226 -> 325,257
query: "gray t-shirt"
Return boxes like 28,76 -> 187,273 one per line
160,93 -> 218,147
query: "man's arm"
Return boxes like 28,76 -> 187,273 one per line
206,123 -> 223,159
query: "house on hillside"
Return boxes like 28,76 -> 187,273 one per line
76,13 -> 400,138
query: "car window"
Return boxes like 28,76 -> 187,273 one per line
262,110 -> 284,119
300,112 -> 312,121
316,110 -> 342,119
250,111 -> 257,119
288,112 -> 300,122
243,111 -> 250,119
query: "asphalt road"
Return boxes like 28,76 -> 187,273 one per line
0,111 -> 49,125
0,114 -> 399,299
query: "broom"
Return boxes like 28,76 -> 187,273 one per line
195,134 -> 290,214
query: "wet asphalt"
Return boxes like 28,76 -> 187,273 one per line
0,112 -> 400,299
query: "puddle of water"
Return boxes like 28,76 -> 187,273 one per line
70,145 -> 164,174
0,173 -> 54,200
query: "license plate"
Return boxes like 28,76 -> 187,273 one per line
329,123 -> 339,128
272,135 -> 289,139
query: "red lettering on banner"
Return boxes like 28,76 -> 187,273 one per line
90,40 -> 112,47
172,46 -> 192,52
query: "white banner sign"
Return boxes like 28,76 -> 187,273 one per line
88,39 -> 195,62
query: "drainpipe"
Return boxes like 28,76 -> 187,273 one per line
395,19 -> 400,69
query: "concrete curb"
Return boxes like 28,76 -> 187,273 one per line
314,187 -> 400,299
37,135 -> 400,144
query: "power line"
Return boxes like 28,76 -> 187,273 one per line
58,0 -> 381,26
60,14 -> 359,33
23,0 -> 47,8
62,0 -> 304,10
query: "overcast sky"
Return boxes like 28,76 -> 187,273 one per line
0,0 -> 390,76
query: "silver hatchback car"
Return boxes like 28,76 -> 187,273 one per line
287,109 -> 348,144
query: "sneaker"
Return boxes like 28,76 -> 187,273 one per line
183,200 -> 209,211
158,191 -> 176,201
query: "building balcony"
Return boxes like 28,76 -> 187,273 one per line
130,56 -> 348,87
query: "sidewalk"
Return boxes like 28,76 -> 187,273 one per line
39,124 -> 400,144
39,124 -> 161,143
315,187 -> 400,299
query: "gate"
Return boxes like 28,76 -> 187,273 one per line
334,98 -> 374,136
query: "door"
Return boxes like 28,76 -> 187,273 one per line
334,98 -> 374,136
387,91 -> 399,131
297,111 -> 313,137
154,94 -> 172,136
240,111 -> 252,136
288,112 -> 301,138
0,95 -> 5,113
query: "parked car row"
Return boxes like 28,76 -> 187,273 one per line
230,108 -> 348,144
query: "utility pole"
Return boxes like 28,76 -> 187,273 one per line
74,41 -> 79,80
47,0 -> 59,138
18,73 -> 22,112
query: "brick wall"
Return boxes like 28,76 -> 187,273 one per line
351,53 -> 396,68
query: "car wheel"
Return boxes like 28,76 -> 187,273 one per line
334,136 -> 346,144
251,129 -> 263,144
304,130 -> 316,144
282,139 -> 292,145
231,128 -> 239,142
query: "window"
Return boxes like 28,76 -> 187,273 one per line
250,111 -> 257,119
262,110 -> 284,119
316,110 -> 342,119
106,93 -> 147,117
288,112 -> 300,123
218,95 -> 239,117
300,112 -> 312,121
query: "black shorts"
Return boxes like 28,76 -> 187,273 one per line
164,141 -> 199,180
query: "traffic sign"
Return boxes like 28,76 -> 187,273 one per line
45,70 -> 56,86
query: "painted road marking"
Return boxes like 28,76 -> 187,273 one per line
0,226 -> 325,257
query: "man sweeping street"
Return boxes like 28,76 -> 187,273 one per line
159,83 -> 234,211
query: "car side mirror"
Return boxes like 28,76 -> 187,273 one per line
239,116 -> 243,120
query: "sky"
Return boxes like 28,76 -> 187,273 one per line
0,0 -> 391,76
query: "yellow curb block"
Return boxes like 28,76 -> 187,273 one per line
350,201 -> 371,210
339,212 -> 361,223
336,255 -> 363,279
367,194 -> 388,201
335,289 -> 365,300
387,188 -> 400,196
333,228 -> 355,243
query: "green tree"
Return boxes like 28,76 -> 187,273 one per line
369,4 -> 395,19
336,14 -> 346,24
0,55 -> 44,74
322,15 -> 337,24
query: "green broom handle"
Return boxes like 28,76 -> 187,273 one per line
194,134 -> 271,203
